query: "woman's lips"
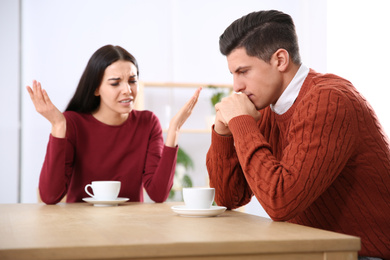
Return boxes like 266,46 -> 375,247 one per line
119,98 -> 134,107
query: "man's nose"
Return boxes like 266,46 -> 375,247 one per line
233,78 -> 245,93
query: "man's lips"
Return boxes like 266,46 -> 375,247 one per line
234,91 -> 254,101
246,93 -> 253,99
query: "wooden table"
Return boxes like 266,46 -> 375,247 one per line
0,202 -> 360,260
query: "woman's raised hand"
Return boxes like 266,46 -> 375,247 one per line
26,80 -> 66,138
165,87 -> 202,147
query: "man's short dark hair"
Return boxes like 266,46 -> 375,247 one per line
219,10 -> 301,64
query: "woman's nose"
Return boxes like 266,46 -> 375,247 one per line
123,83 -> 132,95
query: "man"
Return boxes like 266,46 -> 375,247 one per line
206,10 -> 389,259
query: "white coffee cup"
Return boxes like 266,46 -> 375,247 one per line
85,181 -> 121,200
183,187 -> 215,209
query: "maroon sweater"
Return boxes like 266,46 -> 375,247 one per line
207,70 -> 390,259
39,110 -> 177,204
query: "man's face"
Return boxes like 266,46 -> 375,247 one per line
227,47 -> 285,110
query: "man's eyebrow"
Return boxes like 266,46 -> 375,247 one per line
233,66 -> 249,74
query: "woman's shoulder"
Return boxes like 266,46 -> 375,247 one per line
129,110 -> 162,132
131,110 -> 159,122
64,110 -> 160,126
63,111 -> 91,123
63,110 -> 79,118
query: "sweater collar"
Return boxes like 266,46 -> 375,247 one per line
270,64 -> 310,115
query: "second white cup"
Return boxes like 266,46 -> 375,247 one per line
85,181 -> 121,200
183,187 -> 215,209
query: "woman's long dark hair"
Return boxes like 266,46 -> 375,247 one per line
65,45 -> 139,113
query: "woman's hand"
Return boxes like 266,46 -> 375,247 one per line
165,87 -> 202,147
26,80 -> 66,138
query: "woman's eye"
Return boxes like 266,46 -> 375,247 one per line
111,82 -> 120,86
129,80 -> 138,84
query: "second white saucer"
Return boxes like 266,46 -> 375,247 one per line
171,205 -> 227,217
82,197 -> 129,207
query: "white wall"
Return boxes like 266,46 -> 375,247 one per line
0,0 -> 382,219
0,0 -> 20,203
13,0 -> 327,210
20,0 -> 176,203
327,0 -> 390,135
2,0 -> 328,220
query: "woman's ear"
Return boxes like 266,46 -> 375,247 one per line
94,88 -> 100,96
273,49 -> 290,72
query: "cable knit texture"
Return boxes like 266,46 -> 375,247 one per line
206,70 -> 390,259
39,110 -> 178,204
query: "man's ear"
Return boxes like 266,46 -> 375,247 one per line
273,48 -> 290,72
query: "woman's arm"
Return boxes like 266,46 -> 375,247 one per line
27,80 -> 73,204
143,88 -> 201,202
26,80 -> 66,137
38,134 -> 74,204
165,87 -> 201,147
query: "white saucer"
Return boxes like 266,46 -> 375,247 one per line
171,205 -> 227,217
82,197 -> 129,207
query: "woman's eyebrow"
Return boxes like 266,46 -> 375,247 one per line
108,75 -> 137,81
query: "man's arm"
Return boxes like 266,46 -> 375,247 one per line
206,128 -> 252,209
229,89 -> 356,221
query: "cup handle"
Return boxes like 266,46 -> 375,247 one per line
85,184 -> 94,198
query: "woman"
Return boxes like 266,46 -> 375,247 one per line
27,45 -> 201,204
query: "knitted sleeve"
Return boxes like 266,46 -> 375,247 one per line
206,129 -> 253,209
39,113 -> 76,204
227,88 -> 356,221
142,113 -> 178,203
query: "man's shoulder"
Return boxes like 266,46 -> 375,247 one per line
308,69 -> 352,87
304,69 -> 358,98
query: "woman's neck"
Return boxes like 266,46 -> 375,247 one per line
92,110 -> 129,126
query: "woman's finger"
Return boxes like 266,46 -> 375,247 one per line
26,86 -> 34,100
36,81 -> 46,103
42,89 -> 53,106
27,80 -> 51,113
186,87 -> 201,112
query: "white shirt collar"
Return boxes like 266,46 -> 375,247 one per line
270,64 -> 310,115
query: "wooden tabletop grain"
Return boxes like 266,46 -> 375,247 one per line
0,202 -> 360,260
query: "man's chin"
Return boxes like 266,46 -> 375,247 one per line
255,104 -> 267,110
247,96 -> 265,110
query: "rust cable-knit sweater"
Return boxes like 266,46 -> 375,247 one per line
206,70 -> 390,259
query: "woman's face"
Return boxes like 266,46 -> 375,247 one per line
94,60 -> 138,123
